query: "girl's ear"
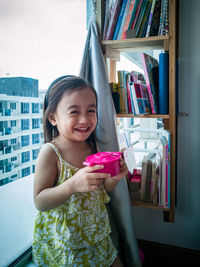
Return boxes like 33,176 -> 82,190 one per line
48,113 -> 57,126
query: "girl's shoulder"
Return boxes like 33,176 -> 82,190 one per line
37,143 -> 59,165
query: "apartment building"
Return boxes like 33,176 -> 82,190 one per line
0,77 -> 44,186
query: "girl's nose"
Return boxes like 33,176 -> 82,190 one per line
79,114 -> 89,123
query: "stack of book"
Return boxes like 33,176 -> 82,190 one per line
103,0 -> 169,40
127,130 -> 170,208
109,51 -> 169,115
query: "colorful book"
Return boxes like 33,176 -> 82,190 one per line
117,70 -> 128,113
128,0 -> 140,29
136,0 -> 152,37
133,0 -> 148,35
113,0 -> 128,40
117,0 -> 132,39
149,0 -> 161,36
159,52 -> 169,114
139,0 -> 153,37
121,0 -> 136,39
126,73 -> 133,113
141,52 -> 159,114
140,84 -> 151,113
105,0 -> 123,40
146,0 -> 156,37
129,0 -> 144,31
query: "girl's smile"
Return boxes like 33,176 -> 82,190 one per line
48,87 -> 97,143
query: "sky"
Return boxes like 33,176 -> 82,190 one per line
0,0 -> 87,90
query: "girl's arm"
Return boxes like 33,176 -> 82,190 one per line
33,144 -> 75,211
34,144 -> 110,211
103,157 -> 128,192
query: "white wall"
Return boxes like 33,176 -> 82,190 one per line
132,0 -> 200,251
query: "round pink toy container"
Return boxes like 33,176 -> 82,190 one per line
83,151 -> 121,177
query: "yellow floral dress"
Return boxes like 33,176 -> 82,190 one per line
32,143 -> 117,266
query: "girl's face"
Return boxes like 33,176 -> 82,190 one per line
49,87 -> 97,143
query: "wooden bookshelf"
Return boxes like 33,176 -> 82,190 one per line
116,114 -> 170,119
97,0 -> 177,222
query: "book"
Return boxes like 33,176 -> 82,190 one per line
136,0 -> 152,37
159,52 -> 169,114
150,163 -> 159,205
141,52 -> 159,114
140,160 -> 152,202
128,0 -> 140,29
140,84 -> 151,114
140,0 -> 153,37
124,146 -> 137,174
105,0 -> 123,40
103,0 -> 116,40
130,82 -> 140,115
146,0 -> 156,37
121,0 -> 136,39
126,73 -> 133,113
109,82 -> 121,113
117,70 -> 128,113
117,0 -> 132,40
113,0 -> 128,40
149,0 -> 161,36
133,0 -> 147,35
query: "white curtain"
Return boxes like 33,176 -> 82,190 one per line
79,18 -> 141,267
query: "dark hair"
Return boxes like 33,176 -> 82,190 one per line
43,75 -> 98,153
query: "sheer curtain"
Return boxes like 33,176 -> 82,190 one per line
79,18 -> 141,267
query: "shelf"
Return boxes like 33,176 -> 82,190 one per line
116,114 -> 170,119
131,201 -> 170,211
102,35 -> 169,52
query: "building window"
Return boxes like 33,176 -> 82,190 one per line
21,151 -> 30,163
21,102 -> 29,114
32,118 -> 40,129
22,167 -> 30,177
11,138 -> 17,144
21,135 -> 30,147
21,119 -> 29,130
32,165 -> 35,173
32,149 -> 40,160
11,120 -> 17,127
10,102 -> 16,110
32,103 -> 39,113
32,133 -> 40,144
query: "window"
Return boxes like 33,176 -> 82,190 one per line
21,119 -> 29,130
32,118 -> 40,129
32,103 -> 39,113
32,133 -> 40,144
11,120 -> 16,127
21,151 -> 30,163
21,102 -> 29,114
21,135 -> 30,147
32,149 -> 40,160
0,1 -> 86,266
10,103 -> 16,110
22,167 -> 31,177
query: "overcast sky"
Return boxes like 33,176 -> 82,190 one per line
0,0 -> 87,89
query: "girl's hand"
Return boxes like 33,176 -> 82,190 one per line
70,165 -> 110,193
111,157 -> 128,181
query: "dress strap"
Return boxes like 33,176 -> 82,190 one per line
46,143 -> 63,161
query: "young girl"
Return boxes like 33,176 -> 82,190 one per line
32,75 -> 128,266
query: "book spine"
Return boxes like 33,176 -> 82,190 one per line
117,71 -> 127,113
130,0 -> 143,30
126,75 -> 133,113
121,0 -> 136,39
146,0 -> 156,37
113,0 -> 128,40
141,53 -> 156,114
131,83 -> 140,114
105,0 -> 122,40
135,0 -> 149,37
117,0 -> 132,40
128,0 -> 140,29
138,0 -> 152,37
159,52 -> 169,114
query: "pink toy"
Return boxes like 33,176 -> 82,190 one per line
83,151 -> 122,177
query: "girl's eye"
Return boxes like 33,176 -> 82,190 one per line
70,110 -> 78,114
88,109 -> 96,113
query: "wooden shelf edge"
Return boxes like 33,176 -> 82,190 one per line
102,35 -> 169,51
131,201 -> 170,211
116,114 -> 170,119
